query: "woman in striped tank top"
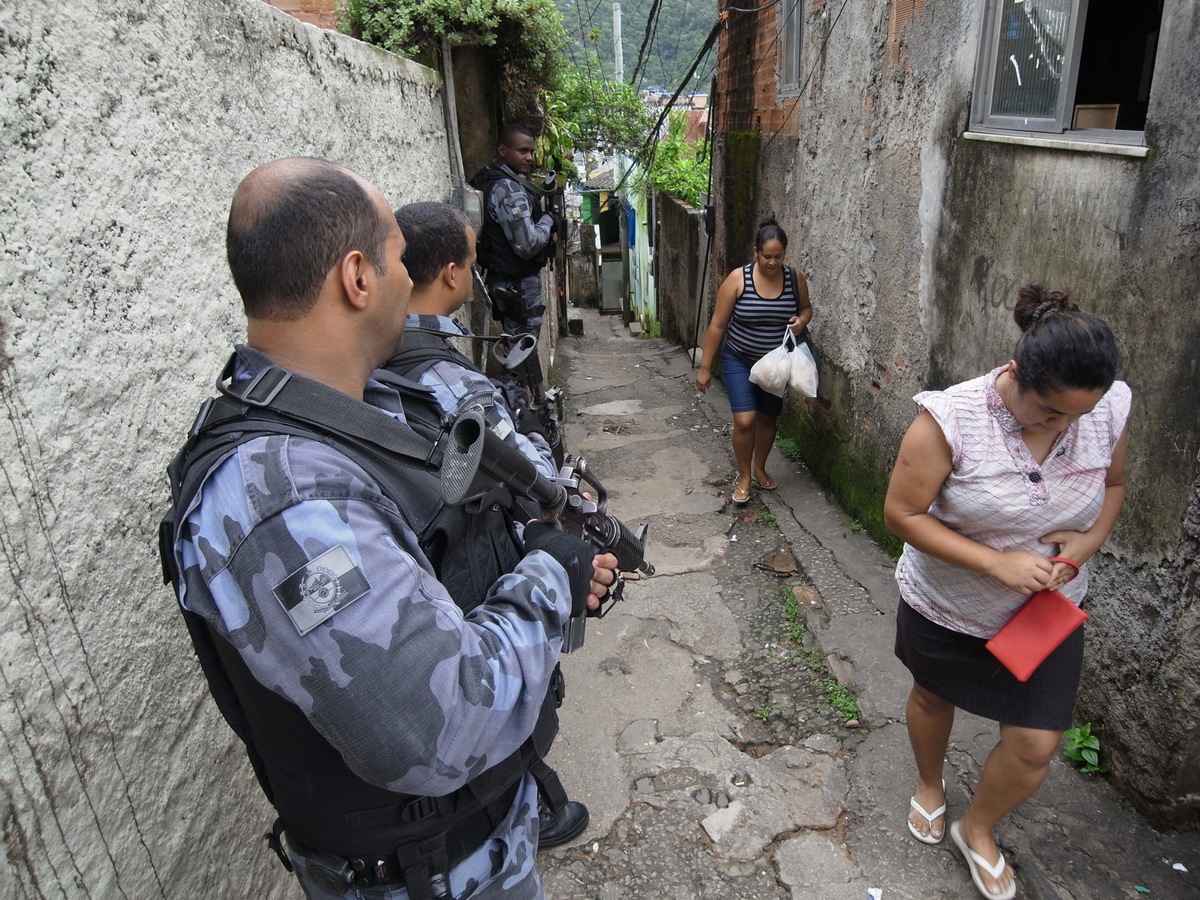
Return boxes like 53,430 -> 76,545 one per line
696,218 -> 812,504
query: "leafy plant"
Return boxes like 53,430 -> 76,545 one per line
849,520 -> 863,533
1063,723 -> 1110,774
757,705 -> 772,722
645,111 -> 709,208
775,437 -> 803,461
549,52 -> 655,155
339,0 -> 568,103
824,678 -> 861,721
782,585 -> 809,645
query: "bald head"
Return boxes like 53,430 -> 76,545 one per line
227,158 -> 392,320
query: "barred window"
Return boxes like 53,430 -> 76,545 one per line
971,0 -> 1161,140
779,0 -> 803,95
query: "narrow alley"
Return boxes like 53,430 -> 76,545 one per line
538,308 -> 1198,900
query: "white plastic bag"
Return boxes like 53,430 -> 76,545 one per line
789,340 -> 818,398
748,328 -> 795,397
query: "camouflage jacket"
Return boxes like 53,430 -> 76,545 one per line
472,161 -> 553,277
392,314 -> 557,478
171,346 -> 570,896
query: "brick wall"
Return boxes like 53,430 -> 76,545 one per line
717,3 -> 799,135
263,0 -> 336,29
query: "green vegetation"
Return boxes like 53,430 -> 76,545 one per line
775,437 -> 803,461
340,0 -> 567,97
783,585 -> 804,643
757,705 -> 772,723
1063,723 -> 1110,774
544,51 -> 655,165
780,584 -> 862,722
756,507 -> 778,529
645,112 -> 709,208
849,520 -> 864,534
556,0 -> 718,94
339,3 -> 654,180
823,678 -> 862,721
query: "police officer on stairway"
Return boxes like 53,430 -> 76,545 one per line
469,123 -> 556,342
159,157 -> 617,900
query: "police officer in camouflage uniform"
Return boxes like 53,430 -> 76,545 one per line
469,124 -> 555,341
383,201 -> 590,850
161,158 -> 618,900
384,201 -> 558,480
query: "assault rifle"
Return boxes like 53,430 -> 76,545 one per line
491,331 -> 566,468
469,266 -> 567,467
438,406 -> 654,652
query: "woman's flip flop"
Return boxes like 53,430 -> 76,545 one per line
752,474 -> 778,491
950,821 -> 1016,900
907,796 -> 946,844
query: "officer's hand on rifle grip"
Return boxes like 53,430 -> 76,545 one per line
523,524 -> 596,617
589,552 -> 620,614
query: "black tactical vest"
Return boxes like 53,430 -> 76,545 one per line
469,162 -> 550,279
158,362 -> 557,858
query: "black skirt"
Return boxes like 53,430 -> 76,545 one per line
894,599 -> 1083,731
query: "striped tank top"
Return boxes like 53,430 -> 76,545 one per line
723,263 -> 798,361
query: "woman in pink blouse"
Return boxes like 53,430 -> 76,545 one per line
884,284 -> 1130,900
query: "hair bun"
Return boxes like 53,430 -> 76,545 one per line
1014,282 -> 1077,331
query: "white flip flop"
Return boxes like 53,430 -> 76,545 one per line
950,820 -> 1017,900
907,795 -> 946,844
906,777 -> 945,844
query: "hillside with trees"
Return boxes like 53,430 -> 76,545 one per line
556,0 -> 719,95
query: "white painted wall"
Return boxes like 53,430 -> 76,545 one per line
0,2 -> 450,896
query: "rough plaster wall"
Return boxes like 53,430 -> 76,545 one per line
734,0 -> 1200,824
655,194 -> 706,348
750,0 -> 977,459
0,1 -> 449,897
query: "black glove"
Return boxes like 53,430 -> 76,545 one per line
514,409 -> 548,441
523,523 -> 594,617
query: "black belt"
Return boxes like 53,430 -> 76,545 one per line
290,781 -> 520,892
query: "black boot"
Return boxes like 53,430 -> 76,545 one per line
536,798 -> 589,850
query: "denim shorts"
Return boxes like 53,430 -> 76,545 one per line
720,344 -> 784,416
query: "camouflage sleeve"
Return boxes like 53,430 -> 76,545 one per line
487,176 -> 553,260
421,359 -> 558,478
175,434 -> 572,796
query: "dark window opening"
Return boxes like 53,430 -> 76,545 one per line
1072,0 -> 1161,131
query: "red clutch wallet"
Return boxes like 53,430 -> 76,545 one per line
986,588 -> 1088,682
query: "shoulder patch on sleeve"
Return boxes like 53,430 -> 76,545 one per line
272,544 -> 371,636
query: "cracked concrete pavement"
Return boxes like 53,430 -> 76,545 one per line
537,308 -> 1197,900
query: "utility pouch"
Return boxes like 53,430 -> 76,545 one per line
489,283 -> 521,322
298,846 -> 354,892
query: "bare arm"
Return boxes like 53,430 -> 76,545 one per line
695,268 -> 744,393
883,411 -> 1055,595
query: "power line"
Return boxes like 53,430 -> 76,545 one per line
760,0 -> 851,153
630,0 -> 665,87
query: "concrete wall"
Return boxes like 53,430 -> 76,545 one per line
655,193 -> 709,348
0,2 -> 450,896
708,0 -> 1200,826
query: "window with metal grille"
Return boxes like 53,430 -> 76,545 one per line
971,0 -> 1162,140
779,0 -> 803,95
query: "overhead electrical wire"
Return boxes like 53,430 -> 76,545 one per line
629,0 -> 665,88
759,0 -> 851,154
